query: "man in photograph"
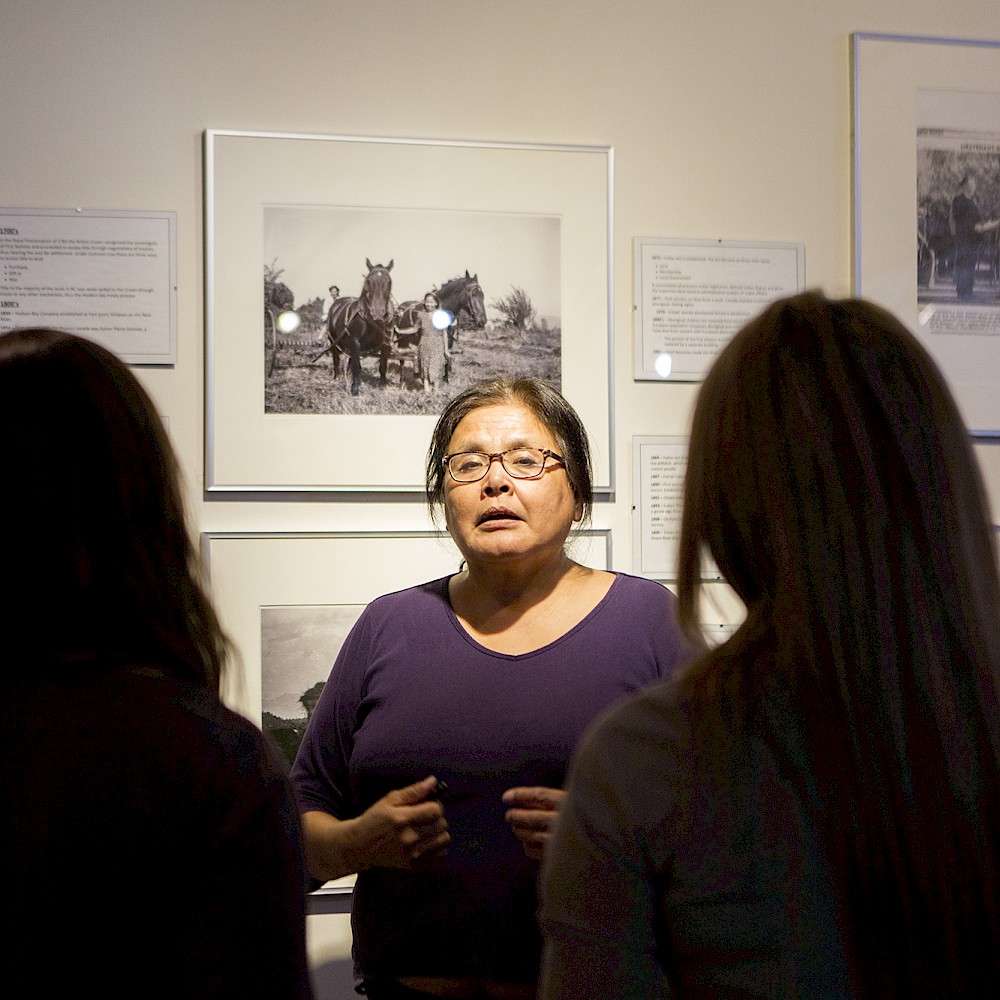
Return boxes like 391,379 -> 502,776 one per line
950,174 -> 1000,301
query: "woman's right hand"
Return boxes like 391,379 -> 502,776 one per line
354,775 -> 450,869
301,776 -> 449,881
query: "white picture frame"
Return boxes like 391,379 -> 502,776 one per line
852,33 -> 1000,435
204,130 -> 614,491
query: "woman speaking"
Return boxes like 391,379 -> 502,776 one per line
293,376 -> 690,999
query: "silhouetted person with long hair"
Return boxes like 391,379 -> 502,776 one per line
540,292 -> 1000,997
0,329 -> 312,998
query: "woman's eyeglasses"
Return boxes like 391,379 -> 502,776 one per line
443,448 -> 565,483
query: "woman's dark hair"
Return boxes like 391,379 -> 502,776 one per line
0,328 -> 230,689
677,292 -> 1000,993
426,377 -> 593,524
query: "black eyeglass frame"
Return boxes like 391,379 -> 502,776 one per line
442,448 -> 566,483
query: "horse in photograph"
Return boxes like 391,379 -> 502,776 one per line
326,259 -> 396,395
393,300 -> 426,352
438,272 -> 487,343
394,272 -> 487,352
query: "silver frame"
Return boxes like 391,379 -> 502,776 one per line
204,129 -> 615,493
852,32 -> 1000,437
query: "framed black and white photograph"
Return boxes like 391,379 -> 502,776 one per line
263,206 -> 560,411
260,604 -> 365,771
205,130 -> 614,491
853,33 -> 1000,435
202,529 -> 614,726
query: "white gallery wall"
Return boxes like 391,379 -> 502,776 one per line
5,2 -> 999,990
4,0 -> 997,551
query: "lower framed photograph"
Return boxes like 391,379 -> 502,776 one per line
204,528 -> 610,913
202,529 -> 613,735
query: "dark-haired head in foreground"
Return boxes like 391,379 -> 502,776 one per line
540,293 -> 1000,1000
1,328 -> 312,996
0,327 -> 228,685
677,292 -> 1000,993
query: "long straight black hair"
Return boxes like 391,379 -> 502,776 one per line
677,292 -> 1000,993
0,328 -> 230,689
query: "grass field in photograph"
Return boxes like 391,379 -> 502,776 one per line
264,325 -> 561,416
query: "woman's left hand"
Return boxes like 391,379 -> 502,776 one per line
502,786 -> 566,860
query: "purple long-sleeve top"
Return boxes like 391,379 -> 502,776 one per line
292,572 -> 690,984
